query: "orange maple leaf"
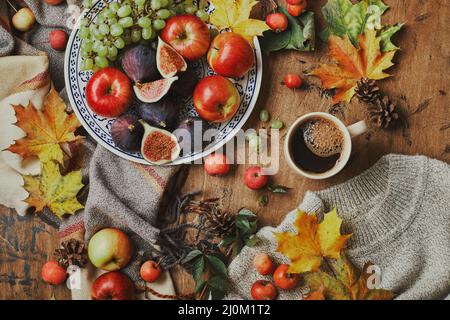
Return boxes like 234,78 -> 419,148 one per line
309,29 -> 395,104
8,88 -> 81,164
274,209 -> 352,274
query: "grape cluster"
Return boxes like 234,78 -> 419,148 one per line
80,0 -> 209,71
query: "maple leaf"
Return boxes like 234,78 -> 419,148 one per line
304,288 -> 326,300
304,255 -> 395,300
309,29 -> 395,104
274,208 -> 352,273
24,161 -> 84,218
210,0 -> 270,43
8,88 -> 82,164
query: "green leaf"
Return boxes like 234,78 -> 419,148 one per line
207,275 -> 227,300
260,29 -> 291,54
195,279 -> 206,294
182,249 -> 203,263
206,255 -> 228,277
270,185 -> 290,194
236,219 -> 251,233
380,23 -> 404,52
245,235 -> 260,247
258,194 -> 269,207
232,239 -> 244,256
192,256 -> 205,282
237,208 -> 256,219
219,234 -> 236,248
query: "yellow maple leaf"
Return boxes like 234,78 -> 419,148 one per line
210,0 -> 270,43
8,88 -> 82,164
274,209 -> 352,273
309,29 -> 395,104
24,161 -> 84,218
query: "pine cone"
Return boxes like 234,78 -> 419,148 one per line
368,96 -> 399,128
204,209 -> 235,238
355,78 -> 380,103
54,239 -> 88,268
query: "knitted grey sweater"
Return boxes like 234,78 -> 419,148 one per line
227,154 -> 450,300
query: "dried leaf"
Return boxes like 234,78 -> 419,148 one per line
309,29 -> 395,104
274,209 -> 352,273
8,88 -> 81,164
23,161 -> 84,218
303,288 -> 325,300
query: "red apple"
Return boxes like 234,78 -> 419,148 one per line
251,280 -> 278,300
45,0 -> 65,5
273,264 -> 299,290
193,75 -> 240,123
50,29 -> 68,51
86,67 -> 132,118
204,153 -> 230,176
91,271 -> 135,300
88,228 -> 133,271
41,260 -> 67,285
244,166 -> 268,190
207,32 -> 254,78
140,260 -> 162,283
161,14 -> 210,61
253,253 -> 275,276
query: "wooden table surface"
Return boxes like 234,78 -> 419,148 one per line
1,0 -> 449,299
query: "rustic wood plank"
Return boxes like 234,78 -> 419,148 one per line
1,0 -> 449,299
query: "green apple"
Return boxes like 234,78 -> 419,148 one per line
88,228 -> 133,271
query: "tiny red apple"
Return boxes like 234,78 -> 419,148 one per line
286,0 -> 306,5
244,166 -> 268,190
287,3 -> 307,17
207,32 -> 255,78
86,67 -> 133,118
273,264 -> 299,290
204,153 -> 230,176
140,260 -> 162,283
91,271 -> 135,300
251,280 -> 278,300
12,8 -> 36,32
265,13 -> 288,33
283,74 -> 302,89
45,0 -> 65,5
50,29 -> 68,51
41,260 -> 67,285
161,14 -> 210,61
253,253 -> 275,276
193,75 -> 240,123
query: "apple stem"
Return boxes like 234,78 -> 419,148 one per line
6,0 -> 18,13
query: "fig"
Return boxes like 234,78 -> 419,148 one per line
174,117 -> 212,155
170,65 -> 198,99
156,37 -> 187,78
134,76 -> 178,103
138,96 -> 180,130
110,114 -> 144,152
140,121 -> 180,165
121,45 -> 159,82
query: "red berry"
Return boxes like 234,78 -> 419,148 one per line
244,166 -> 268,190
283,74 -> 302,89
41,261 -> 67,285
45,0 -> 65,5
49,29 -> 68,51
140,260 -> 162,283
287,3 -> 307,17
204,153 -> 230,176
265,13 -> 288,33
286,0 -> 306,6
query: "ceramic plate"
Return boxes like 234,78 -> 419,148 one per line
64,0 -> 262,165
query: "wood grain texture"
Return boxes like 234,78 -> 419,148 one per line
1,0 -> 449,299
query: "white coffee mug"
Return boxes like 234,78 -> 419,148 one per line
284,112 -> 368,179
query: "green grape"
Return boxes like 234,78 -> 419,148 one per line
94,30 -> 105,40
196,10 -> 209,22
153,19 -> 166,30
84,58 -> 94,70
119,17 -> 134,28
151,0 -> 162,11
97,45 -> 108,57
103,9 -> 115,19
138,17 -> 152,29
117,5 -> 132,17
185,5 -> 197,15
141,27 -> 153,40
135,0 -> 146,5
81,40 -> 93,52
92,40 -> 102,52
89,24 -> 98,33
95,56 -> 109,69
131,29 -> 142,43
80,27 -> 90,39
114,37 -> 125,49
160,0 -> 169,7
156,9 -> 171,19
96,14 -> 105,25
99,23 -> 110,35
109,2 -> 120,13
110,23 -> 124,36
81,50 -> 89,58
108,46 -> 118,58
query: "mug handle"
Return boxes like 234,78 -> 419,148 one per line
347,120 -> 368,138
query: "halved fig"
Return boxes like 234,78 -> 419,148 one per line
133,76 -> 178,103
156,37 -> 187,78
140,120 -> 180,165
